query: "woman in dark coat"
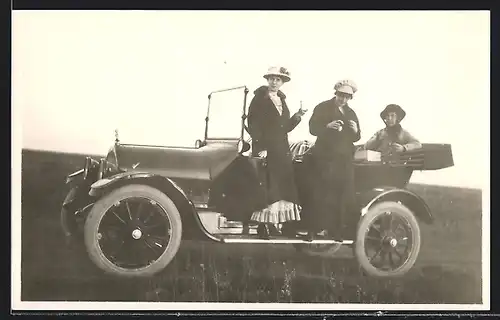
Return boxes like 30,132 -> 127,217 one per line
303,79 -> 361,241
247,66 -> 307,239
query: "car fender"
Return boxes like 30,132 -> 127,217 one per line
357,186 -> 433,224
88,171 -> 222,241
63,169 -> 94,208
61,179 -> 96,239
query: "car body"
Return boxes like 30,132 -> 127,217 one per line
60,86 -> 454,278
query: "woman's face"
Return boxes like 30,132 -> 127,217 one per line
267,76 -> 284,92
334,91 -> 352,107
384,112 -> 399,127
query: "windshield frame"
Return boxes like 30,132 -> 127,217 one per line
203,86 -> 249,141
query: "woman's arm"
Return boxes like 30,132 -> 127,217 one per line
402,130 -> 422,151
309,103 -> 330,137
348,112 -> 361,143
282,99 -> 302,132
364,130 -> 382,151
286,112 -> 302,132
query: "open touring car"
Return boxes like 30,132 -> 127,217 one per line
60,86 -> 454,278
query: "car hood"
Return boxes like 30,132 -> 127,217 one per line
113,139 -> 240,181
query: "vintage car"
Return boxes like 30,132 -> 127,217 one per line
60,86 -> 454,278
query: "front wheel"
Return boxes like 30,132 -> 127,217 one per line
354,201 -> 421,277
84,184 -> 182,278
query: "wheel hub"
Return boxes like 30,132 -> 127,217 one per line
389,238 -> 398,247
381,235 -> 398,249
131,228 -> 142,240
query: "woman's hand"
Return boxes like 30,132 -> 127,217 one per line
326,119 -> 344,130
356,145 -> 365,152
391,143 -> 405,152
297,106 -> 308,116
347,120 -> 358,134
258,150 -> 268,158
297,101 -> 308,116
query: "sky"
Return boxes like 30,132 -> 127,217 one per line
12,10 -> 490,189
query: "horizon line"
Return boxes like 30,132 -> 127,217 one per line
19,147 -> 484,192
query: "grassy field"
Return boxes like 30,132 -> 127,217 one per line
18,149 -> 483,304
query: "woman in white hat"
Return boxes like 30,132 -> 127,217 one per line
246,66 -> 307,239
302,79 -> 361,241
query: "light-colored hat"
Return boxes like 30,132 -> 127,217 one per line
263,66 -> 291,82
334,79 -> 358,95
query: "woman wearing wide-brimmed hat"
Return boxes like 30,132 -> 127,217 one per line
364,104 -> 422,155
302,79 -> 361,241
246,66 -> 308,239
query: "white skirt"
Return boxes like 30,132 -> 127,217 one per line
250,200 -> 301,224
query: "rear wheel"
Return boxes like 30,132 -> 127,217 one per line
294,242 -> 342,257
354,201 -> 421,277
84,184 -> 182,278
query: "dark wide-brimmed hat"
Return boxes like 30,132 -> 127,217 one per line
380,104 -> 406,121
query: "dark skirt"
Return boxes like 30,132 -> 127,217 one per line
302,151 -> 357,234
250,146 -> 302,223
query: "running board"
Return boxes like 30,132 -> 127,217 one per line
220,238 -> 354,245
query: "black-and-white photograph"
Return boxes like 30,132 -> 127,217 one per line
12,10 -> 489,311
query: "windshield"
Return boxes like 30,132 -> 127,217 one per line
206,86 -> 247,140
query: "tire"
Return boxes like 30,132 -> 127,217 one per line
354,201 -> 421,277
294,242 -> 342,257
84,184 -> 182,278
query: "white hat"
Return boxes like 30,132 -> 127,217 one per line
334,79 -> 358,95
263,66 -> 291,82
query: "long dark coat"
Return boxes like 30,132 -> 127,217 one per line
247,85 -> 302,207
302,97 -> 361,234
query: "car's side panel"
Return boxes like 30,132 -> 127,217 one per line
356,187 -> 433,224
354,165 -> 414,192
208,156 -> 268,221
